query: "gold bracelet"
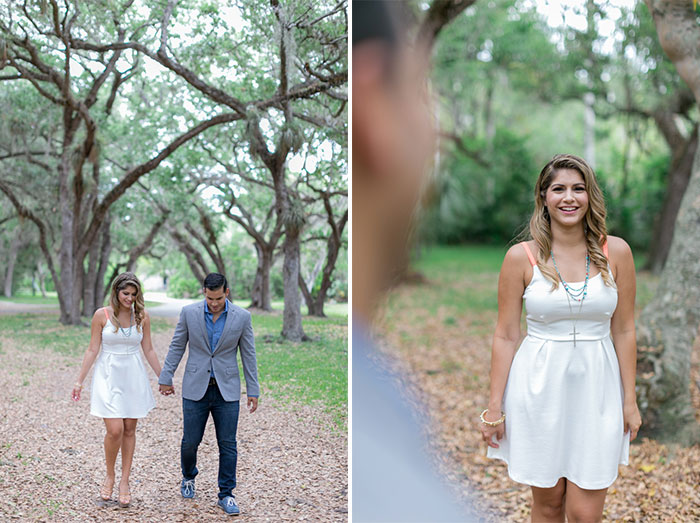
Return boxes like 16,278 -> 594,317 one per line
74,382 -> 83,389
480,409 -> 505,426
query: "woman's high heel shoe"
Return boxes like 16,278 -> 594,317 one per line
100,476 -> 115,501
118,483 -> 131,508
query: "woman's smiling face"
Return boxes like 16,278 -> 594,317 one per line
118,285 -> 137,309
544,168 -> 589,227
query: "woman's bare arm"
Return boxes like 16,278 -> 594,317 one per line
481,245 -> 528,447
140,311 -> 162,377
72,310 -> 105,401
609,235 -> 642,440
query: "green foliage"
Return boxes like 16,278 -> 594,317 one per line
167,275 -> 201,299
328,277 -> 347,303
422,128 -> 537,244
602,152 -> 668,251
421,0 -> 688,258
0,0 -> 346,320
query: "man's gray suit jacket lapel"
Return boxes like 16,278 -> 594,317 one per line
213,300 -> 237,354
196,301 -> 211,351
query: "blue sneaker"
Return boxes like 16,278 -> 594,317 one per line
180,479 -> 195,499
218,495 -> 240,515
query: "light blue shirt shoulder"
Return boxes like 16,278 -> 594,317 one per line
352,320 -> 478,522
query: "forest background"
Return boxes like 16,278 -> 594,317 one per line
376,0 -> 700,518
0,0 -> 348,343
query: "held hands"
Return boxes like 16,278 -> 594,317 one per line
623,402 -> 642,441
480,409 -> 505,449
247,396 -> 258,413
159,384 -> 175,396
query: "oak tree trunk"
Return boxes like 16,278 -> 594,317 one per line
646,125 -> 697,273
298,199 -> 347,317
281,224 -> 307,341
636,145 -> 700,444
250,243 -> 274,311
641,0 -> 700,444
82,230 -> 101,316
95,218 -> 112,308
3,222 -> 22,297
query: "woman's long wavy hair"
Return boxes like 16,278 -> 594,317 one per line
108,272 -> 145,332
528,154 -> 614,289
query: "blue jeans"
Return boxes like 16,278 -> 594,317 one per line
181,383 -> 239,500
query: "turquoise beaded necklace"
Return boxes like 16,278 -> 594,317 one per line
550,249 -> 589,346
550,250 -> 590,303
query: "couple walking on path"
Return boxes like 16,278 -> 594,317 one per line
72,271 -> 259,516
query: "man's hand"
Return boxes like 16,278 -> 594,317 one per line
159,384 -> 175,396
247,396 -> 258,413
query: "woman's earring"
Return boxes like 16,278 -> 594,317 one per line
543,206 -> 550,220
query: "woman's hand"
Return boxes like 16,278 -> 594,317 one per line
480,410 -> 505,448
71,383 -> 82,402
623,401 -> 642,441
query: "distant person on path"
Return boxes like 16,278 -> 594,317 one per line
353,1 -> 476,520
158,273 -> 259,516
481,154 -> 642,521
72,272 -> 162,507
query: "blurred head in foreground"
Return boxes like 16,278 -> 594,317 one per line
352,2 -> 475,521
352,0 -> 435,323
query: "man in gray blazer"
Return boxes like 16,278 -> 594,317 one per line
159,273 -> 259,516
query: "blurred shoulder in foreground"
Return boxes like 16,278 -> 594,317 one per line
352,1 -> 480,520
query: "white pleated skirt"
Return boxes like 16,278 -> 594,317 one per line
487,334 -> 629,490
90,348 -> 155,419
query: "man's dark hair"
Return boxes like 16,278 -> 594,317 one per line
352,0 -> 399,47
203,273 -> 228,291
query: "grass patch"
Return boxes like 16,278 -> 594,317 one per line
385,244 -> 505,319
413,243 -> 507,275
383,243 -> 658,340
0,293 -> 59,305
0,294 -> 162,309
144,301 -> 163,308
250,314 -> 347,431
0,314 -> 91,356
0,314 -> 183,356
231,299 -> 348,317
149,317 -> 173,333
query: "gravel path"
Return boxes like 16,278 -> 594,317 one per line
0,324 -> 348,522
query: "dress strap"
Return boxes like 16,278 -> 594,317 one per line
521,242 -> 537,267
602,240 -> 609,259
103,307 -> 110,320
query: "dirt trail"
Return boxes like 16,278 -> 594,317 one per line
0,324 -> 348,522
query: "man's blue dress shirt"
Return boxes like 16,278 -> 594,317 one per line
204,300 -> 228,379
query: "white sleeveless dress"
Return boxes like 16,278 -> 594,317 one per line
90,310 -> 155,419
487,248 -> 630,489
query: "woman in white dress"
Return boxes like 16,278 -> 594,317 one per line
71,272 -> 162,507
480,154 -> 642,521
